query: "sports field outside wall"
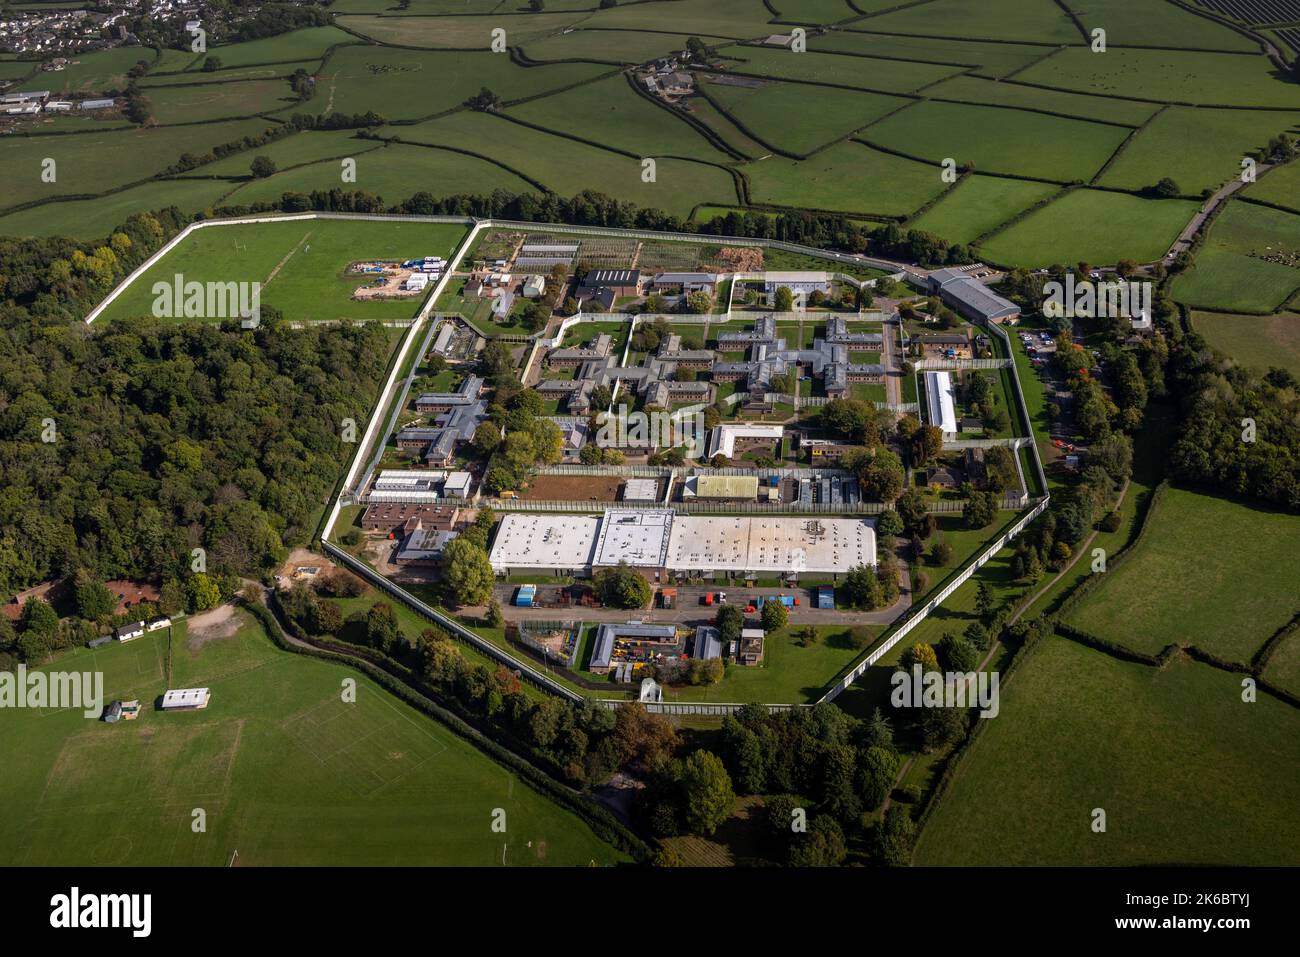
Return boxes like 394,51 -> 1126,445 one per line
0,611 -> 625,866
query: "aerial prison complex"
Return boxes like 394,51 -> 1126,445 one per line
487,509 -> 877,581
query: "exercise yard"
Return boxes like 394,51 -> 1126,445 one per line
0,607 -> 626,866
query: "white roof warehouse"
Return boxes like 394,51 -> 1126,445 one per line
489,510 -> 875,579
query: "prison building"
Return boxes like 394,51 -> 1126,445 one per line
415,375 -> 483,413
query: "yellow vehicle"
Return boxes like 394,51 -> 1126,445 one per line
498,490 -> 519,500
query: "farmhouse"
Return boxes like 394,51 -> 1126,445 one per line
160,688 -> 211,711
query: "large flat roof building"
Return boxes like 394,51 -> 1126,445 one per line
926,370 -> 958,438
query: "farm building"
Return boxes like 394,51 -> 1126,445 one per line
160,688 -> 211,711
925,371 -> 959,438
114,622 -> 145,642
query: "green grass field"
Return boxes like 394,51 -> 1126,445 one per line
810,32 -> 1053,79
977,188 -> 1197,267
1016,47 -> 1300,109
519,29 -> 732,64
703,77 -> 909,156
1172,201 -> 1300,313
914,637 -> 1300,865
391,110 -> 739,216
854,0 -> 1081,44
1265,627 -> 1300,699
98,218 -> 470,325
144,78 -> 297,124
1247,156 -> 1300,212
193,26 -> 357,69
0,609 -> 626,866
715,44 -> 961,94
0,118 -> 272,213
745,140 -> 946,216
909,176 -> 1060,245
1064,0 -> 1258,52
223,142 -> 535,207
0,177 -> 238,240
141,60 -> 324,87
43,46 -> 158,94
1098,107 -> 1300,195
310,45 -> 610,123
507,74 -> 734,163
864,100 -> 1130,182
1189,310 -> 1300,377
1064,487 -> 1300,663
923,73 -> 1161,126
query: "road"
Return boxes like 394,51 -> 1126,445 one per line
1165,164 -> 1271,261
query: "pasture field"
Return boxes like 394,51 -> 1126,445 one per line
715,44 -> 962,94
922,74 -> 1161,126
1189,310 -> 1300,377
1015,48 -> 1300,109
863,100 -> 1131,182
0,609 -> 626,866
1249,156 -> 1300,211
98,218 -> 470,325
337,13 -> 589,48
559,0 -> 779,37
811,32 -> 1053,78
768,0 -> 859,22
909,176 -> 1060,245
309,46 -> 610,123
0,118 -> 273,212
223,143 -> 535,206
851,0 -> 1081,44
1265,627 -> 1300,699
198,128 -> 382,176
913,637 -> 1300,866
680,96 -> 772,159
507,74 -> 735,163
0,177 -> 238,240
519,29 -> 733,64
702,77 -> 909,156
392,111 -> 739,216
1063,0 -> 1258,52
976,188 -> 1196,267
143,78 -> 298,124
140,59 -> 324,86
1097,107 -> 1300,195
1064,487 -> 1300,663
1171,201 -> 1300,312
43,46 -> 156,94
744,140 -> 946,216
192,26 -> 357,70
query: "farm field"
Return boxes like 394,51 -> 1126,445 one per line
98,218 -> 470,325
308,46 -> 611,123
744,140 -> 946,216
1097,107 -> 1300,195
391,111 -> 739,216
337,13 -> 589,49
922,74 -> 1161,126
1064,487 -> 1300,663
863,100 -> 1131,182
1062,0 -> 1258,52
1171,201 -> 1300,313
506,74 -> 735,163
41,45 -> 156,94
223,143 -> 535,207
913,637 -> 1300,866
851,0 -> 1082,44
714,44 -> 962,94
810,32 -> 1053,78
0,609 -> 626,866
909,176 -> 1061,245
192,26 -> 357,69
701,77 -> 909,156
519,29 -> 732,65
144,78 -> 298,124
1247,156 -> 1300,211
1265,627 -> 1300,699
976,189 -> 1197,267
0,118 -> 272,212
1015,48 -> 1300,108
1188,309 -> 1300,377
141,60 -> 325,86
0,177 -> 238,240
198,128 -> 382,176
